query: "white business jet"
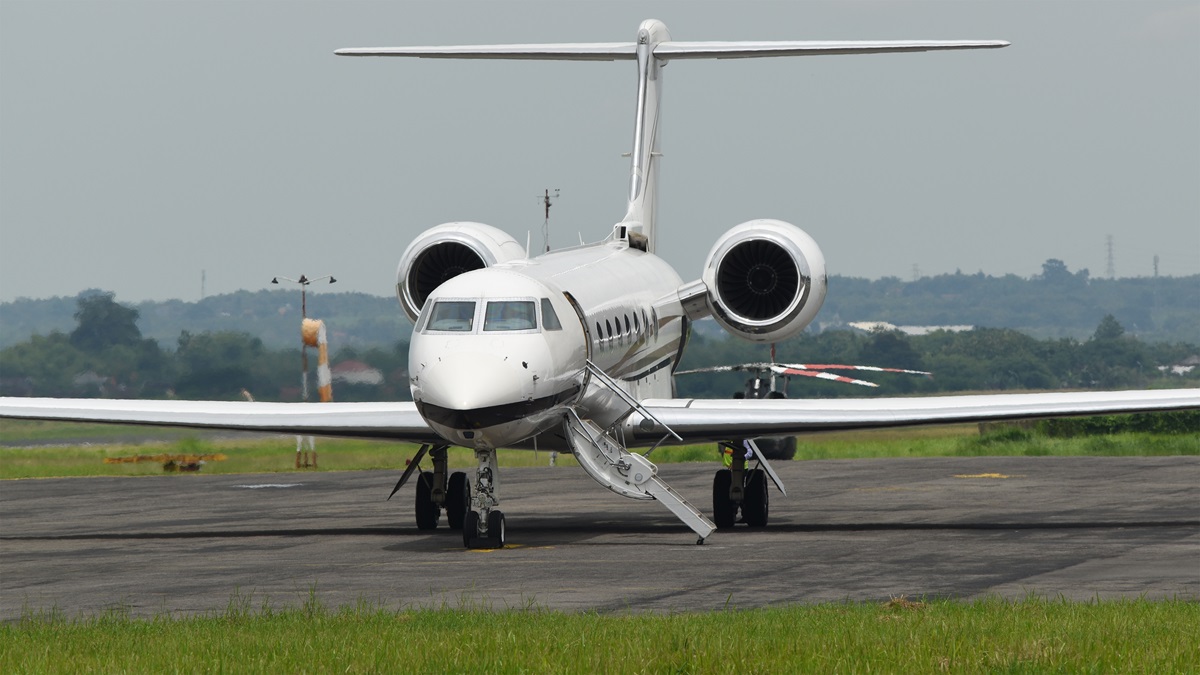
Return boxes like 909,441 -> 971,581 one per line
3,20 -> 1198,549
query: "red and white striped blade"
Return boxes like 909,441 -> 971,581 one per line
772,366 -> 879,387
776,363 -> 931,376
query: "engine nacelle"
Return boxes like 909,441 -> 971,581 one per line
701,219 -> 827,343
396,222 -> 526,322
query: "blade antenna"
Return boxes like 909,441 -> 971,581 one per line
535,188 -> 561,253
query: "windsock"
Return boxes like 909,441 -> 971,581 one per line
301,318 -> 333,402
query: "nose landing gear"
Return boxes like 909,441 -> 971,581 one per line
463,448 -> 505,549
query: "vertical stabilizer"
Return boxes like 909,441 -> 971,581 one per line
620,19 -> 670,253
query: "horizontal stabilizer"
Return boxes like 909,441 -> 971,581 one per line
336,43 -> 637,60
653,40 -> 1009,59
336,40 -> 1008,61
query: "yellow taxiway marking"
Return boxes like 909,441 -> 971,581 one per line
954,473 -> 1021,479
465,544 -> 556,553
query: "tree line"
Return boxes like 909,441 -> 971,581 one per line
1,292 -> 1196,402
2,261 -> 1197,350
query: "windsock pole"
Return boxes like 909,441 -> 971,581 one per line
271,273 -> 336,469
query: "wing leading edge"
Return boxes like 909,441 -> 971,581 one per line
630,389 -> 1200,444
0,398 -> 441,444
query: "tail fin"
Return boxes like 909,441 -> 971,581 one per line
338,22 -> 1008,254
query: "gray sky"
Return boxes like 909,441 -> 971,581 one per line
2,0 -> 1197,303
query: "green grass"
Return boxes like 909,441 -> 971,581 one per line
3,595 -> 1197,673
1,419 -> 1196,479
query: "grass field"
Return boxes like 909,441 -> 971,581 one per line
2,595 -> 1197,673
1,418 -> 1197,479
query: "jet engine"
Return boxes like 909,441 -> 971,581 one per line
700,219 -> 827,343
396,222 -> 526,322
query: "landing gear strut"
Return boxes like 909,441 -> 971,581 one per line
463,448 -> 505,549
713,442 -> 770,528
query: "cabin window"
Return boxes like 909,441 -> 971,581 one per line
541,298 -> 563,331
595,322 -> 603,342
633,311 -> 640,333
483,300 -> 537,331
426,301 -> 477,332
624,314 -> 631,335
605,319 -> 613,340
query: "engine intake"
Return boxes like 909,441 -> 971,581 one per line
396,222 -> 526,322
701,219 -> 826,343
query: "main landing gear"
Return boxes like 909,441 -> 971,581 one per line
712,441 -> 770,528
389,444 -> 471,535
414,445 -> 471,531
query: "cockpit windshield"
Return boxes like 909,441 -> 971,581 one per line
425,301 -> 476,332
484,300 -> 537,331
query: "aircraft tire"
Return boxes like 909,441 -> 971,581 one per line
743,469 -> 769,527
415,471 -> 440,530
446,472 -> 470,530
462,511 -> 481,548
712,470 -> 737,528
486,510 -> 506,549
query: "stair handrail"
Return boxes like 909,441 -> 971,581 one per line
583,360 -> 681,439
584,360 -> 681,453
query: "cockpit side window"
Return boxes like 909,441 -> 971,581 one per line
484,300 -> 537,331
541,298 -> 563,331
426,301 -> 477,332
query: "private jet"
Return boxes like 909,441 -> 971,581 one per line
3,20 -> 1198,549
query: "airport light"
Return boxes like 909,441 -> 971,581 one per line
271,274 -> 337,322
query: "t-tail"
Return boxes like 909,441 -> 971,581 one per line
337,20 -> 1008,253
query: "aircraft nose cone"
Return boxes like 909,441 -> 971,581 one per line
415,353 -> 531,430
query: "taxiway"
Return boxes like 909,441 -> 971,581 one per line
2,456 -> 1197,619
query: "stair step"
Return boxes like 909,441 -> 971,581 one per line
564,408 -> 714,541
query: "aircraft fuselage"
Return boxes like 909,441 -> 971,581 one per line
409,235 -> 685,450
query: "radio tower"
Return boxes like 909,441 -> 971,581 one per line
1106,235 -> 1116,279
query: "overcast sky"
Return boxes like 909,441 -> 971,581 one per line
1,0 -> 1197,304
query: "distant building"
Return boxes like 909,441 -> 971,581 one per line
1158,354 -> 1199,376
331,360 -> 384,386
847,321 -> 974,336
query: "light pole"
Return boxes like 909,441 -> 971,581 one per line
272,274 -> 336,468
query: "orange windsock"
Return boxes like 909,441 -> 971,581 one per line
301,318 -> 333,402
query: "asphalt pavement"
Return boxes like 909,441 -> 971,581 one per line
2,455 -> 1197,619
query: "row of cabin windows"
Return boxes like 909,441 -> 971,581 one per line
594,307 -> 657,347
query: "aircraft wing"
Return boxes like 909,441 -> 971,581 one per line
630,389 -> 1200,444
0,398 -> 443,444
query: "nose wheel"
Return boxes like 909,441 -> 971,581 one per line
464,509 -> 506,549
464,448 -> 505,549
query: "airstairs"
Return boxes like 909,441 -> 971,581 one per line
563,364 -> 715,542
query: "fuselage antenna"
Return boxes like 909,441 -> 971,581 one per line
536,188 -> 560,253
